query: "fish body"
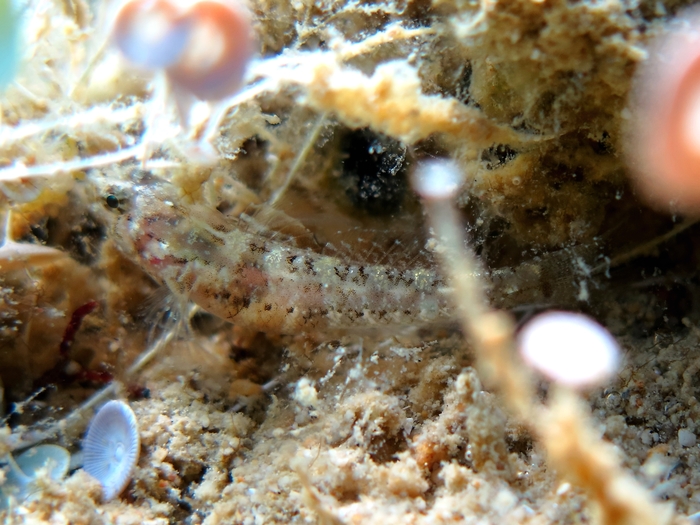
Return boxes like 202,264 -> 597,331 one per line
112,178 -> 452,334
106,175 -> 606,335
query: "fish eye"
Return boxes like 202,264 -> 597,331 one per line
105,194 -> 120,209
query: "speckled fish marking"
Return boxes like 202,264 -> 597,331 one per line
110,178 -> 453,334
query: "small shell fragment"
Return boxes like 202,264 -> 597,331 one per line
15,444 -> 70,480
82,400 -> 140,501
0,444 -> 71,509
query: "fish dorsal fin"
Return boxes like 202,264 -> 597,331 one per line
239,205 -> 322,251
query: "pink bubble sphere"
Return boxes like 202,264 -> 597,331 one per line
627,5 -> 700,211
166,0 -> 255,101
113,0 -> 191,69
517,311 -> 621,389
113,0 -> 255,101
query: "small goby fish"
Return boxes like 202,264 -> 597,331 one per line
104,176 -> 453,334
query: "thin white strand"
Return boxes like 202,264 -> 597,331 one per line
0,104 -> 147,146
0,145 -> 143,182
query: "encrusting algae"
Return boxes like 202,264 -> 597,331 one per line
2,0 -> 700,524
